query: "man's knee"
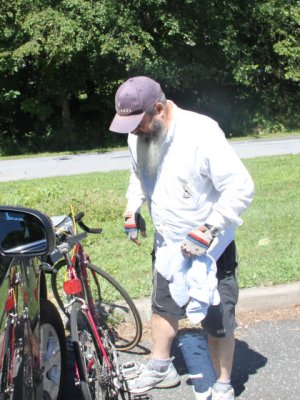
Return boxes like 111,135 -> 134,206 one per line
152,312 -> 178,332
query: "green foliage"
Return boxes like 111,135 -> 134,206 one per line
0,0 -> 299,154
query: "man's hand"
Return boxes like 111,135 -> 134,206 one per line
181,225 -> 217,257
124,212 -> 146,246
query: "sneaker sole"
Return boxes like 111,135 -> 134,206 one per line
155,376 -> 181,389
128,376 -> 181,394
211,388 -> 235,400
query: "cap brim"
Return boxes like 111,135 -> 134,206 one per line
109,112 -> 145,134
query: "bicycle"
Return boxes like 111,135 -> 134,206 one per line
49,210 -> 143,399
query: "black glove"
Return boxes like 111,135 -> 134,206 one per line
124,212 -> 146,245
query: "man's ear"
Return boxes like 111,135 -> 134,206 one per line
155,102 -> 165,116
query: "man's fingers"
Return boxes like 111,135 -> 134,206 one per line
181,244 -> 193,257
181,241 -> 206,257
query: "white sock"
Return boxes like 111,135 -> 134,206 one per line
148,358 -> 172,372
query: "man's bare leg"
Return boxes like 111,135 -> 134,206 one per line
151,313 -> 178,359
207,332 -> 235,381
125,313 -> 180,393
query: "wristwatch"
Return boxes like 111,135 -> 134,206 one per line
204,223 -> 219,238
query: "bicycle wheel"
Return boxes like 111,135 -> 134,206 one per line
52,260 -> 142,351
40,299 -> 67,400
70,301 -> 114,400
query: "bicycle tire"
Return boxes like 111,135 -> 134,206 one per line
51,260 -> 143,351
50,259 -> 76,320
70,301 -> 112,400
40,299 -> 67,400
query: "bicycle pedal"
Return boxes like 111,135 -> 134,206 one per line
120,361 -> 143,380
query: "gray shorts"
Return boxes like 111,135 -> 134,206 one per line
151,241 -> 239,337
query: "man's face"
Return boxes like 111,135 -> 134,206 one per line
131,108 -> 166,142
136,119 -> 164,142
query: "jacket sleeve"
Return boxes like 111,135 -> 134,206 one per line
200,125 -> 255,231
125,162 -> 146,214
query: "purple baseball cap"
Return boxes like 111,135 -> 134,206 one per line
109,76 -> 163,134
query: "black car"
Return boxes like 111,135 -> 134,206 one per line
0,205 -> 66,400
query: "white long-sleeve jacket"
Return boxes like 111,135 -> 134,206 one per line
126,103 -> 254,321
126,103 -> 255,244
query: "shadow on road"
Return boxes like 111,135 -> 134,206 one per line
173,328 -> 216,397
232,339 -> 267,397
171,328 -> 267,398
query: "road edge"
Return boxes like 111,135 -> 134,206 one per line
133,281 -> 300,322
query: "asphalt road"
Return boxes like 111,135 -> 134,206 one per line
1,136 -> 300,182
61,307 -> 300,400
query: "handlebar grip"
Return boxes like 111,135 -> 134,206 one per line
85,227 -> 103,234
72,212 -> 84,222
78,220 -> 102,234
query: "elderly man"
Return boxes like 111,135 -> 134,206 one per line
109,76 -> 254,400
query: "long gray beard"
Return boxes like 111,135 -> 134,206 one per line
137,131 -> 167,178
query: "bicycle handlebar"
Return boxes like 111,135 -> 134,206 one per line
78,220 -> 102,234
74,212 -> 84,222
71,212 -> 103,234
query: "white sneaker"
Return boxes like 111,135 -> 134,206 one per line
125,363 -> 180,394
211,382 -> 235,400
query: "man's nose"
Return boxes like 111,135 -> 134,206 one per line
131,127 -> 139,135
131,126 -> 144,135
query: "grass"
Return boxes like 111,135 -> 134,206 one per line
236,155 -> 300,287
228,130 -> 300,141
0,154 -> 300,299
